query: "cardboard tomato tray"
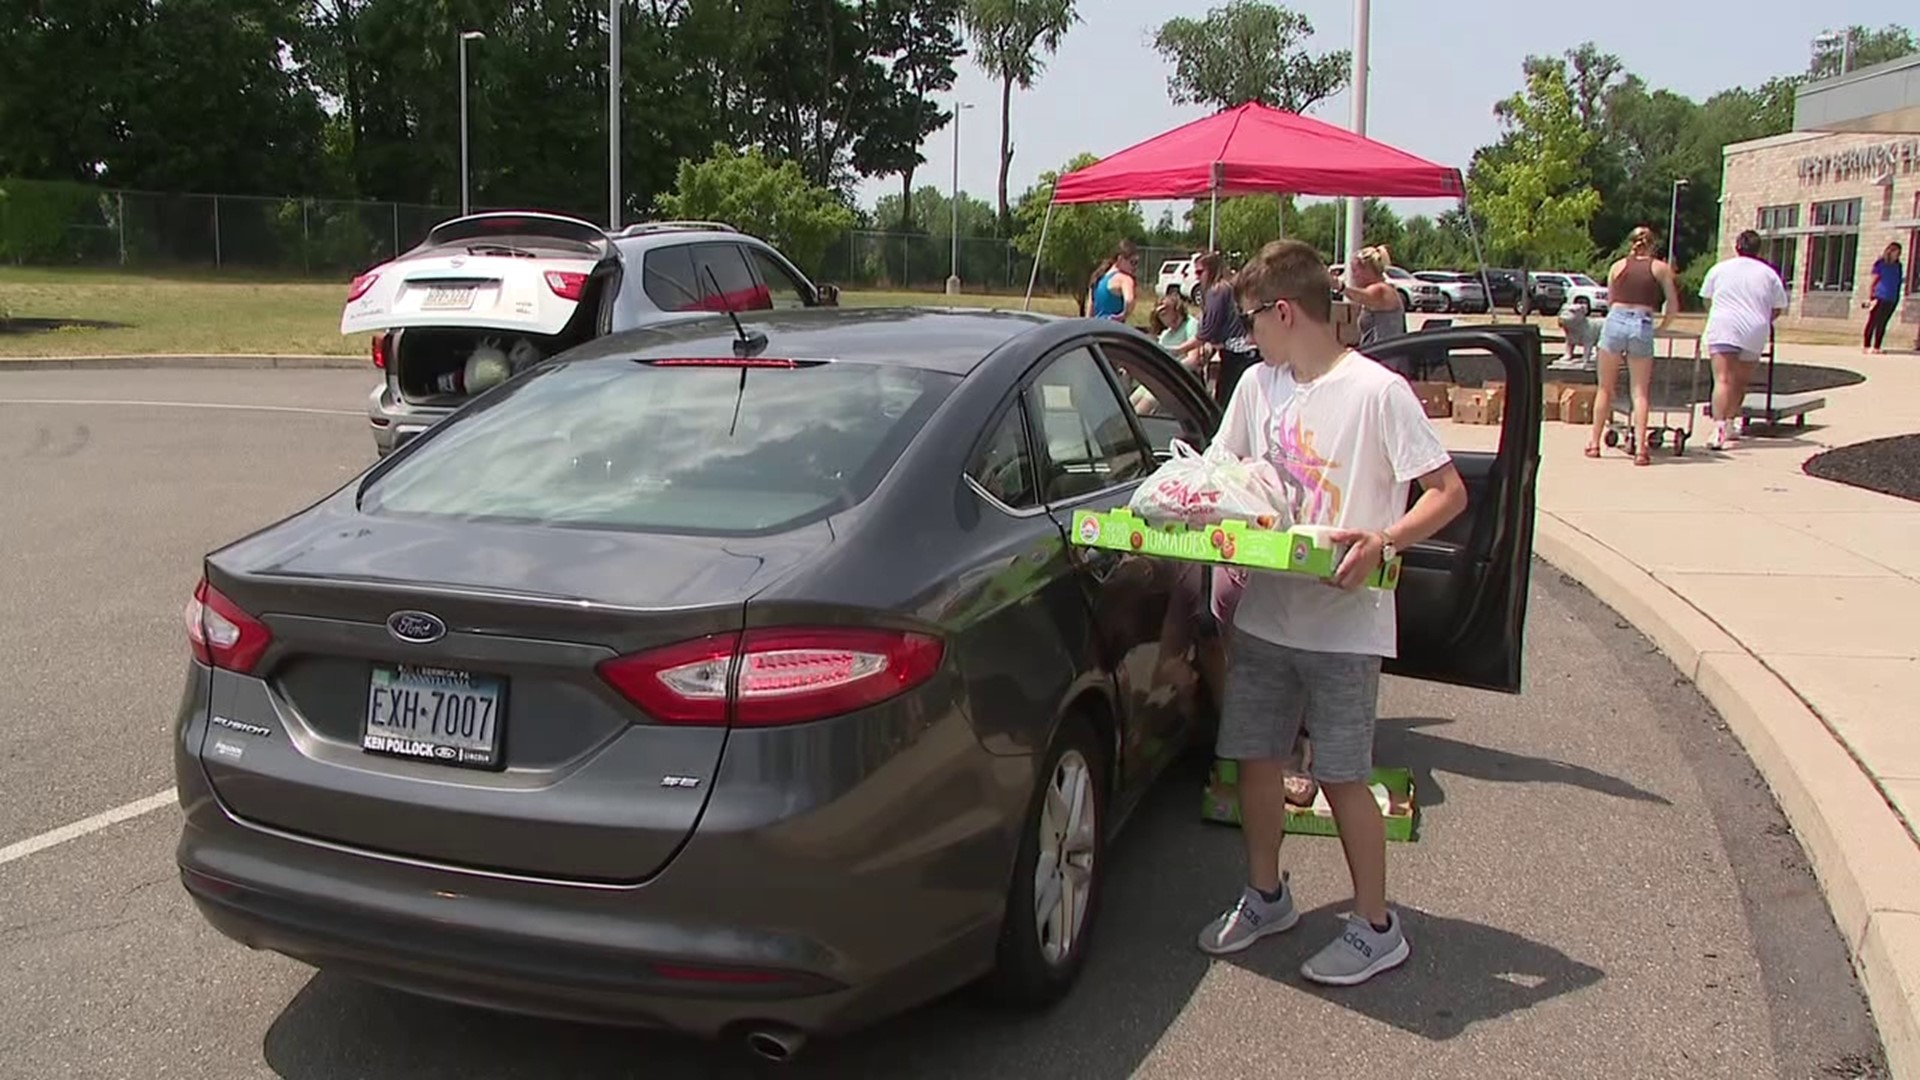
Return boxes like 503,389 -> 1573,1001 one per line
1202,760 -> 1419,843
1068,508 -> 1402,590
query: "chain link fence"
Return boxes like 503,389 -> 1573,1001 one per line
0,179 -> 1202,301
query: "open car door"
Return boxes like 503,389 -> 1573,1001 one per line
1364,325 -> 1542,694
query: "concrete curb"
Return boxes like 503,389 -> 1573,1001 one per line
1536,515 -> 1920,1079
0,354 -> 359,371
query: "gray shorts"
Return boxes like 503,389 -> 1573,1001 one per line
1215,627 -> 1382,783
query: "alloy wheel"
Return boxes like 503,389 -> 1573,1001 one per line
1031,749 -> 1097,967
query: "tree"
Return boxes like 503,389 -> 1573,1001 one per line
657,144 -> 857,273
1152,1 -> 1350,114
1468,60 -> 1600,273
961,0 -> 1079,231
1011,153 -> 1143,311
1809,24 -> 1917,80
849,0 -> 965,229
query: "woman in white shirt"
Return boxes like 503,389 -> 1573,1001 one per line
1699,229 -> 1789,451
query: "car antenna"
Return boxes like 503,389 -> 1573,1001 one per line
703,266 -> 768,359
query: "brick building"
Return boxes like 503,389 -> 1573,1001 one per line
1719,52 -> 1919,338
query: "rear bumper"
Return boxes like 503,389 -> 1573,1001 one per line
172,666 -> 1032,1038
367,381 -> 450,455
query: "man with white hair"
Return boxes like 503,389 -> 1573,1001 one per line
1700,229 -> 1789,451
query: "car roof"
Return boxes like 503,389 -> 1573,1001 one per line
558,306 -> 1061,376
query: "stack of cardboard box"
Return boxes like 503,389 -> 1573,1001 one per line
1449,384 -> 1505,425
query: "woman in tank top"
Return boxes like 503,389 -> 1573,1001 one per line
1588,226 -> 1680,466
1086,240 -> 1139,322
1338,245 -> 1410,358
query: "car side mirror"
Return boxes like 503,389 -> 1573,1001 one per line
817,283 -> 841,308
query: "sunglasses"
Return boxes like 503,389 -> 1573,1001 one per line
1239,297 -> 1288,322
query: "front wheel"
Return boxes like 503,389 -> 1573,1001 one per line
980,717 -> 1106,1009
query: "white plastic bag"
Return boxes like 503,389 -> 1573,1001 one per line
1128,440 -> 1295,529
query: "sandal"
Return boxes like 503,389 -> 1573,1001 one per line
1583,444 -> 1602,458
1634,450 -> 1651,466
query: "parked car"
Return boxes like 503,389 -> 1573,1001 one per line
1156,257 -> 1200,301
173,308 -> 1541,1060
1523,273 -> 1567,317
1412,271 -> 1490,314
1548,271 -> 1609,314
342,212 -> 838,456
1481,268 -> 1526,310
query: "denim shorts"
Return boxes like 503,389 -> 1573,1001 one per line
1598,308 -> 1656,359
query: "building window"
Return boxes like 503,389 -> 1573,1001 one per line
1806,198 -> 1862,293
1755,205 -> 1798,287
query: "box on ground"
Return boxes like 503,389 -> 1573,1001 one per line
1202,760 -> 1419,842
1559,385 -> 1597,424
1410,381 -> 1453,419
1450,385 -> 1504,425
1069,509 -> 1403,589
1542,381 -> 1572,421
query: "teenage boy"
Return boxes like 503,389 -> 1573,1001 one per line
1196,240 -> 1468,986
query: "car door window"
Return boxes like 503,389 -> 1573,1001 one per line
692,243 -> 771,311
1098,340 -> 1212,459
642,244 -> 704,312
746,247 -> 814,309
1028,346 -> 1152,503
967,402 -> 1038,511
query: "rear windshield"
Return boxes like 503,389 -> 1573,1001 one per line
359,359 -> 957,535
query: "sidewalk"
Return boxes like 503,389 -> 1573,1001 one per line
1444,343 -> 1920,1077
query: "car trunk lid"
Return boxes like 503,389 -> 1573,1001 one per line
196,515 -> 831,884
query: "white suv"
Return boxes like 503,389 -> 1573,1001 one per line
343,213 -> 836,455
1156,258 -> 1200,302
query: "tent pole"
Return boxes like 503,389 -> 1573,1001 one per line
1208,190 -> 1218,252
1023,199 -> 1057,312
1459,191 -> 1496,325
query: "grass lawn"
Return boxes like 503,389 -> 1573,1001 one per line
0,266 -> 1871,358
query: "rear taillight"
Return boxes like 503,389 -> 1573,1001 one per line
597,628 -> 943,727
370,333 -> 389,369
649,357 -> 798,369
184,579 -> 272,674
347,272 -> 379,302
544,270 -> 588,300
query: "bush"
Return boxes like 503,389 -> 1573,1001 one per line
656,145 -> 856,276
0,180 -> 115,264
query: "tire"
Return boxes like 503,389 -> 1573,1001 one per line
981,715 -> 1107,1010
1440,296 -> 1455,313
1603,429 -> 1619,448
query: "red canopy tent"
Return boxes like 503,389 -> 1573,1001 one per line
1025,102 -> 1487,307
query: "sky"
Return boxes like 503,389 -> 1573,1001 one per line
853,0 -> 1917,223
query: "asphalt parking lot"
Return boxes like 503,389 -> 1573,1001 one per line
0,367 -> 1891,1079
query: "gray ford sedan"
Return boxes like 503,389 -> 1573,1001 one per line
173,307 -> 1542,1061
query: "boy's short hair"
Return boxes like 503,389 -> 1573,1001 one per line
1734,229 -> 1762,257
1235,239 -> 1334,324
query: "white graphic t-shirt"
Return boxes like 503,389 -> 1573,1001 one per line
1700,256 -> 1789,357
1215,352 -> 1453,658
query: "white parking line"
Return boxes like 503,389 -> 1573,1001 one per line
0,788 -> 177,868
0,398 -> 360,417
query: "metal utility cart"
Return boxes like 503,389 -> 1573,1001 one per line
1738,326 -> 1825,433
1603,329 -> 1703,457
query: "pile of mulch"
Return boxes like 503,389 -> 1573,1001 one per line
1440,352 -> 1865,412
1803,435 -> 1920,503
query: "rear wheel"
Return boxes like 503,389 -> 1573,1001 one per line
981,716 -> 1106,1009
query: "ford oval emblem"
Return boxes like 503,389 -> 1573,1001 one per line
387,611 -> 446,644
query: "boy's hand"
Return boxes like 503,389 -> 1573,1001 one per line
1327,529 -> 1384,590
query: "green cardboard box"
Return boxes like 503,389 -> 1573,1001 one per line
1069,508 -> 1402,590
1201,760 -> 1419,842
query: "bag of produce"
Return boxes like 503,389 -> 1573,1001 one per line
1127,440 -> 1294,529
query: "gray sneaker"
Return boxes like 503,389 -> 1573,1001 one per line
1197,877 -> 1299,956
1300,910 -> 1411,986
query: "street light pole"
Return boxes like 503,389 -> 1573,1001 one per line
1343,0 -> 1371,268
1667,178 -> 1689,266
947,102 -> 972,296
458,31 -> 485,216
608,0 -> 621,230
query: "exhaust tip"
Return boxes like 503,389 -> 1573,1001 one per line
743,1025 -> 806,1063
